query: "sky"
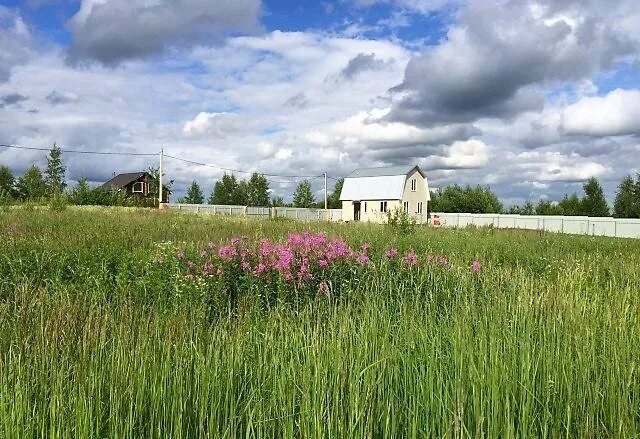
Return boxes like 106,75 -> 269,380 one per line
0,0 -> 639,203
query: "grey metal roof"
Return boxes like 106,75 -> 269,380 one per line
101,172 -> 147,189
347,165 -> 425,178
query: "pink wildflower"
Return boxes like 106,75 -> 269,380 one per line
241,261 -> 251,271
207,241 -> 216,250
426,252 -> 434,263
360,242 -> 371,252
187,260 -> 196,270
357,253 -> 370,265
438,255 -> 447,266
253,263 -> 266,276
218,245 -> 237,261
471,259 -> 481,273
384,247 -> 398,259
176,250 -> 185,260
402,251 -> 418,267
317,259 -> 328,269
199,249 -> 208,258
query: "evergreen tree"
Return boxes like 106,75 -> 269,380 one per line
16,165 -> 47,200
292,180 -> 315,208
581,177 -> 609,217
0,165 -> 15,197
235,180 -> 249,205
70,177 -> 92,205
613,175 -> 637,218
327,178 -> 344,209
45,143 -> 66,195
209,174 -> 240,205
558,193 -> 582,216
246,173 -> 270,206
185,180 -> 204,204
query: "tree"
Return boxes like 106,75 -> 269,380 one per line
292,180 -> 315,208
613,175 -> 638,218
246,173 -> 270,206
45,143 -> 66,195
16,165 -> 47,200
428,184 -> 501,213
0,165 -> 15,197
535,199 -> 563,216
327,178 -> 344,209
185,180 -> 204,204
558,193 -> 582,216
69,177 -> 92,205
271,196 -> 285,207
581,177 -> 609,217
235,180 -> 248,205
209,174 -> 241,205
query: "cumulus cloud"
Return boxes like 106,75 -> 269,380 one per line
46,91 -> 79,105
66,0 -> 262,64
182,112 -> 255,138
340,53 -> 388,80
389,0 -> 638,126
0,93 -> 28,108
0,7 -> 33,82
562,89 -> 640,137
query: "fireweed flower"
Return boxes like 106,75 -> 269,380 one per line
385,247 -> 398,259
357,253 -> 370,265
403,251 -> 418,267
207,241 -> 216,250
426,252 -> 434,263
187,260 -> 196,270
438,255 -> 447,266
241,261 -> 251,271
199,249 -> 208,258
361,242 -> 371,252
317,259 -> 328,269
218,245 -> 237,261
471,259 -> 481,273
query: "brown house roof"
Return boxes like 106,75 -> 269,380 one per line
101,172 -> 148,190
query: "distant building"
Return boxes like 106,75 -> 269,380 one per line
101,171 -> 170,203
339,165 -> 430,223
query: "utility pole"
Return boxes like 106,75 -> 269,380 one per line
324,172 -> 328,211
158,147 -> 164,206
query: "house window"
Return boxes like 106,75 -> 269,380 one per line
403,201 -> 409,213
380,201 -> 388,213
417,202 -> 423,214
364,202 -> 367,213
411,178 -> 416,192
132,181 -> 144,194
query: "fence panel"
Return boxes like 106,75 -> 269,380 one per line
167,204 -> 342,222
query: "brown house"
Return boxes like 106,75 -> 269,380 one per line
101,172 -> 170,203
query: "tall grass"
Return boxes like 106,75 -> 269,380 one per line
0,209 -> 639,437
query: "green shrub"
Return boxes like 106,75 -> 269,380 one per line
386,207 -> 416,235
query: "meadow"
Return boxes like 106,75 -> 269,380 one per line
0,208 -> 639,438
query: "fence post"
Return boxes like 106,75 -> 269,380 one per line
213,205 -> 217,215
243,206 -> 248,219
196,205 -> 200,213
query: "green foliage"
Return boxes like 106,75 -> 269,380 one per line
535,199 -> 563,216
15,165 -> 47,200
185,180 -> 204,204
581,177 -> 609,217
45,143 -> 66,195
430,184 -> 502,213
558,193 -> 583,216
0,188 -> 12,210
292,179 -> 315,208
270,196 -> 285,207
48,191 -> 68,212
69,177 -> 92,205
0,165 -> 14,197
246,173 -> 270,206
209,173 -> 247,205
385,206 -> 416,235
613,175 -> 639,218
327,178 -> 344,209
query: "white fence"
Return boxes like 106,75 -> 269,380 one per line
432,212 -> 640,239
167,203 -> 342,222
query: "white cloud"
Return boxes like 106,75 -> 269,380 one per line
562,89 -> 640,137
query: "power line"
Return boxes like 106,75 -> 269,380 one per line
0,143 -> 158,156
164,154 -> 323,182
1,142 -> 327,184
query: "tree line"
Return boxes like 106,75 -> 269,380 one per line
180,176 -> 345,209
431,176 -> 640,218
0,145 -> 163,207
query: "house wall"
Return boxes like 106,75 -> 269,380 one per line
401,169 -> 430,223
342,199 -> 401,223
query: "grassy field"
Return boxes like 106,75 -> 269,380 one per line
0,208 -> 639,438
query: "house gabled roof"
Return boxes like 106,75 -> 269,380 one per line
339,165 -> 426,201
101,172 -> 148,190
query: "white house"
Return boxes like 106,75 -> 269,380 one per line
339,165 -> 431,223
